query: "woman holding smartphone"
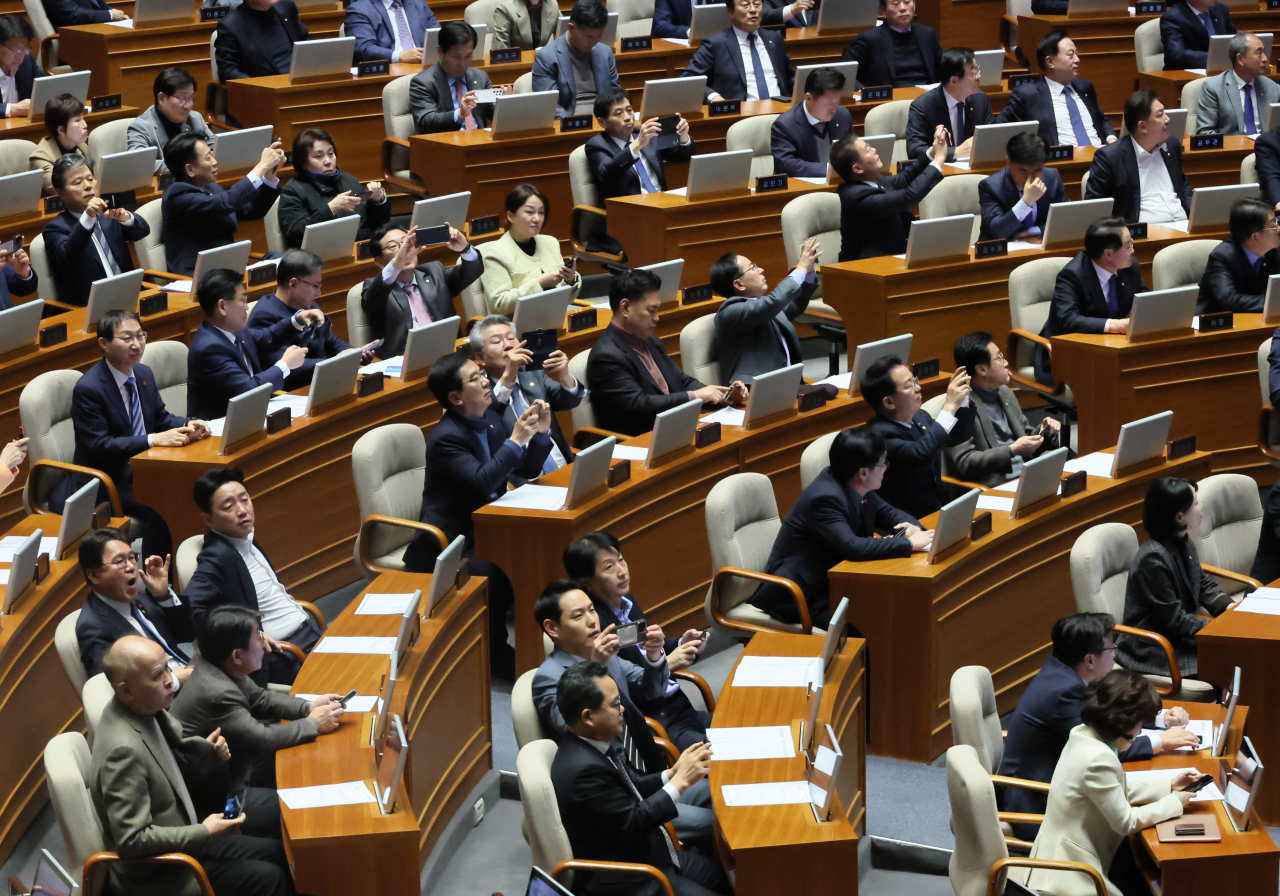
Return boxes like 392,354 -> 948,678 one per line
276,128 -> 390,250
480,183 -> 582,315
0,437 -> 27,492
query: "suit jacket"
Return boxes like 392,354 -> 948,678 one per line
184,528 -> 280,626
491,0 -> 559,49
839,22 -> 941,88
995,77 -> 1114,147
45,0 -> 111,28
713,274 -> 813,385
1196,238 -> 1280,313
75,590 -> 196,677
361,255 -> 482,358
1252,470 -> 1280,584
866,406 -> 976,519
751,468 -> 920,626
1196,70 -> 1280,135
246,291 -> 350,390
30,135 -> 89,195
770,100 -> 854,178
214,0 -> 309,81
1030,0 -> 1066,14
680,26 -> 793,103
491,369 -> 584,481
0,263 -> 37,310
185,316 -> 300,420
479,230 -> 583,315
409,62 -> 495,133
43,208 -> 149,307
276,169 -> 392,249
586,322 -> 705,437
1083,136 -> 1191,225
977,165 -> 1067,242
1256,125 -> 1280,206
1161,0 -> 1236,70
532,35 -> 621,118
837,155 -> 943,261
905,86 -> 995,162
653,0 -> 692,38
763,0 -> 815,27
161,176 -> 279,276
170,656 -> 317,791
0,53 -> 36,118
944,384 -> 1058,486
344,0 -> 438,61
1036,252 -> 1146,384
582,130 -> 695,251
126,106 -> 215,173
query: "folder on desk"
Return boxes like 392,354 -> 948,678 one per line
401,316 -> 461,381
1111,410 -> 1174,475
904,214 -> 974,267
84,269 -> 145,334
647,398 -> 701,468
422,25 -> 487,64
218,382 -> 271,455
742,362 -> 803,427
56,479 -> 98,561
927,488 -> 981,562
967,122 -> 1039,167
1011,446 -> 1068,517
0,301 -> 44,358
972,50 -> 1005,89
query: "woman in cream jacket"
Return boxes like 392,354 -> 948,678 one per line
1017,669 -> 1198,896
480,183 -> 581,315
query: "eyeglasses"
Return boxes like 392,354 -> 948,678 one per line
871,460 -> 891,470
297,278 -> 323,291
464,371 -> 489,385
102,552 -> 140,570
0,43 -> 29,58
115,331 -> 148,346
897,377 -> 921,392
168,93 -> 195,107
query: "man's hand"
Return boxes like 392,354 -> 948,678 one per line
726,380 -> 748,406
6,248 -> 29,278
262,633 -> 280,654
1157,726 -> 1203,754
1021,176 -> 1047,206
0,437 -> 26,472
141,553 -> 171,595
297,308 -> 325,327
104,207 -> 132,223
675,115 -> 690,144
786,0 -> 814,16
328,191 -> 362,215
1038,416 -> 1062,437
679,628 -> 708,654
9,99 -> 30,118
399,46 -> 424,64
930,124 -> 949,161
367,181 -> 386,203
954,137 -> 974,160
152,428 -> 191,447
643,623 -> 665,662
444,223 -> 468,253
531,398 -> 553,434
502,339 -> 533,385
1165,706 -> 1190,728
459,91 -> 478,115
632,117 -> 663,153
692,384 -> 729,405
669,741 -> 713,792
511,403 -> 540,445
1010,434 -> 1043,459
392,226 -> 420,271
796,236 -> 821,275
590,624 -> 620,663
206,726 -> 230,761
184,420 -> 212,440
254,141 -> 286,178
1105,318 -> 1130,335
202,813 -> 244,839
281,345 -> 309,370
667,640 -> 699,671
1105,135 -> 1117,144
894,522 -> 922,538
308,699 -> 344,733
942,366 -> 971,414
85,197 -> 109,218
907,528 -> 934,552
542,349 -> 575,387
109,7 -> 127,19
173,664 -> 195,684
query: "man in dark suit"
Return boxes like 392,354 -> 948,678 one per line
44,0 -> 126,28
653,0 -> 694,39
1255,124 -> 1280,207
906,47 -> 994,162
1084,89 -> 1191,224
832,127 -> 946,261
344,0 -> 437,63
711,238 -> 818,385
1252,460 -> 1280,583
977,132 -> 1068,242
0,16 -> 38,119
533,0 -> 621,118
863,355 -> 976,519
161,133 -> 284,276
75,528 -> 196,681
1161,0 -> 1235,70
996,32 -> 1116,149
839,0 -> 941,88
750,426 -> 931,627
586,268 -> 745,437
1197,197 -> 1280,313
551,662 -> 728,896
762,0 -> 816,27
409,21 -> 498,132
770,66 -> 855,178
186,269 -> 320,420
44,155 -> 150,307
680,0 -> 793,103
1035,216 -> 1146,384
471,313 -> 584,483
0,228 -> 36,310
214,0 -> 309,82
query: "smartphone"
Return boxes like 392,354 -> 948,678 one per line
360,338 -> 384,355
337,688 -> 358,706
0,235 -> 23,256
653,114 -> 680,150
352,187 -> 372,204
418,224 -> 452,247
1180,774 -> 1215,793
563,256 -> 576,268
615,620 -> 642,648
222,792 -> 243,819
472,87 -> 502,103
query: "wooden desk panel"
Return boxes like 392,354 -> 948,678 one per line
828,450 -> 1213,763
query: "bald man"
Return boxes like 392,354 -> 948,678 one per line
91,636 -> 299,896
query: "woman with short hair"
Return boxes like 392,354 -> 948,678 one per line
276,127 -> 390,249
29,93 -> 89,194
480,182 -> 581,314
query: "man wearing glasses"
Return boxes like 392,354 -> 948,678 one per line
0,16 -> 36,119
1196,198 -> 1280,314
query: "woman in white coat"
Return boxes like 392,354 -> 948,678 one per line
1018,669 -> 1199,896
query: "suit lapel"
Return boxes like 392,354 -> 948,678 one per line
877,26 -> 895,83
556,39 -> 574,97
1035,80 -> 1059,144
95,361 -> 132,431
722,29 -> 746,90
128,711 -> 195,823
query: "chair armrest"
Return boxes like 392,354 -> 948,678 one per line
570,203 -> 607,246
1114,623 -> 1182,694
986,857 -> 1108,896
1259,408 -> 1280,463
671,669 -> 716,712
1006,329 -> 1070,396
9,874 -> 30,896
1201,563 -> 1263,591
1004,836 -> 1036,853
25,460 -> 122,516
381,137 -> 427,196
552,861 -> 674,896
646,715 -> 671,742
84,851 -> 215,896
709,566 -> 812,636
652,735 -> 679,767
943,474 -> 989,493
663,822 -> 681,851
37,33 -> 60,75
358,514 -> 448,578
277,640 -> 307,664
989,774 -> 1052,794
296,600 -> 327,630
997,812 -> 1045,825
572,426 -> 630,451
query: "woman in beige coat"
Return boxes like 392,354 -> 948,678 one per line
29,94 -> 90,195
480,182 -> 581,315
1017,669 -> 1198,896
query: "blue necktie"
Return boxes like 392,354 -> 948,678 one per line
1063,86 -> 1094,147
631,145 -> 658,193
954,101 -> 965,145
130,602 -> 186,664
510,386 -> 559,474
1244,82 -> 1258,134
1198,11 -> 1214,35
123,378 -> 146,438
747,33 -> 772,101
1107,274 -> 1119,317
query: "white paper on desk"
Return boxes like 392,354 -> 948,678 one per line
893,253 -> 907,259
1162,220 -> 1191,234
1248,586 -> 1280,600
268,395 -> 309,417
591,300 -> 611,310
796,176 -> 829,185
206,417 -> 226,437
311,636 -> 398,654
976,495 -> 1015,512
108,17 -> 133,26
355,592 -> 419,615
1006,240 -> 1043,253
701,407 -> 745,427
1185,68 -> 1207,75
349,67 -> 359,75
360,355 -> 403,376
278,780 -> 377,810
612,445 -> 649,461
818,372 -> 852,390
915,82 -> 940,91
1123,767 -> 1224,802
946,159 -> 972,170
732,655 -> 822,688
0,536 -> 57,563
665,187 -> 688,196
294,693 -> 379,713
490,484 -> 568,511
663,37 -> 691,46
994,479 -> 1062,495
721,781 -> 812,807
0,570 -> 8,585
1142,719 -> 1214,751
1063,452 -> 1115,478
1192,315 -> 1201,330
1235,595 -> 1280,615
160,281 -> 192,293
706,726 -> 797,761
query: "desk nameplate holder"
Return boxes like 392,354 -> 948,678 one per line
219,428 -> 267,456
1125,324 -> 1197,344
684,187 -> 752,203
644,443 -> 698,470
928,536 -> 972,565
1111,452 -> 1168,480
493,124 -> 556,140
1010,491 -> 1061,521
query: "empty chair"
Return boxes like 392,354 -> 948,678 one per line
918,174 -> 984,244
1134,18 -> 1164,73
132,199 -> 168,273
1181,77 -> 1207,135
610,0 -> 654,36
800,430 -> 836,490
351,423 -> 447,577
1007,256 -> 1075,403
140,340 -> 189,416
82,672 -> 113,743
1193,473 -> 1264,596
863,99 -> 911,166
0,139 -> 36,178
1151,239 -> 1216,291
381,75 -> 426,194
725,113 -> 779,179
55,610 -> 87,696
948,666 -> 1005,775
1243,152 -> 1258,185
678,314 -> 721,386
86,118 -> 134,169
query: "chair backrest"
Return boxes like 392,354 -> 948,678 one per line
918,173 -> 984,243
463,0 -> 501,26
133,199 -> 166,272
1008,256 -> 1072,373
947,744 -> 1010,896
1079,168 -> 1090,196
24,0 -> 57,61
176,534 -> 204,593
82,673 -> 114,743
704,473 -> 782,615
948,665 -> 1004,774
516,740 -> 575,878
1194,473 -> 1264,594
0,139 -> 36,177
1243,152 -> 1259,185
1135,18 -> 1165,73
20,370 -> 82,467
863,100 -> 911,165
568,144 -> 600,209
383,75 -> 415,179
1151,239 -> 1217,291
29,233 -> 57,302
140,339 -> 189,416
210,31 -> 220,84
87,118 -> 135,169
347,283 -> 373,348
1261,337 -> 1273,406
725,114 -> 779,179
55,610 -> 87,697
1070,522 -> 1139,617
514,72 -> 534,94
568,350 -> 595,431
800,430 -> 838,490
780,192 -> 841,294
679,314 -> 721,385
610,0 -> 654,27
264,196 -> 285,255
1181,77 -> 1207,135
512,668 -> 549,749
351,424 -> 427,563
1006,0 -> 1032,16
44,731 -> 106,881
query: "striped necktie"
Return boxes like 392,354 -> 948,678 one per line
123,377 -> 146,438
607,746 -> 680,869
389,0 -> 415,52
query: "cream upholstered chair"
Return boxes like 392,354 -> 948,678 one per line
55,610 -> 87,696
1135,18 -> 1164,73
512,670 -> 548,749
87,118 -> 134,169
1070,523 -> 1216,701
863,99 -> 911,166
24,0 -> 73,73
140,340 -> 189,416
346,283 -> 373,349
133,199 -> 168,273
263,197 -> 285,255
780,191 -> 844,373
207,32 -> 230,126
381,75 -> 426,194
1007,256 -> 1074,404
800,430 -> 836,490
464,0 -> 502,29
1194,473 -> 1264,597
1262,337 -> 1274,406
1181,78 -> 1207,135
28,234 -> 56,303
0,139 -> 36,177
351,423 -> 447,577
514,71 -> 534,93
610,0 -> 655,37
175,534 -> 203,592
1243,152 -> 1258,185
567,144 -> 624,267
918,174 -> 984,244
1259,338 -> 1280,469
82,673 -> 113,743
562,351 -> 627,446
1152,239 -> 1216,290
725,114 -> 779,179
679,314 -> 721,385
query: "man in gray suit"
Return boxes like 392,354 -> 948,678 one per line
711,237 -> 820,386
362,222 -> 484,359
409,20 -> 497,133
532,0 -> 621,118
944,331 -> 1061,487
171,606 -> 345,839
91,636 -> 297,896
1196,32 -> 1280,135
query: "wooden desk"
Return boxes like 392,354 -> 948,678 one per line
0,105 -> 140,142
281,570 -> 492,893
1053,314 -> 1276,482
711,633 -> 865,895
827,449 -> 1213,763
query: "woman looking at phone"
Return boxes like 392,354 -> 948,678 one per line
480,182 -> 582,315
276,128 -> 390,249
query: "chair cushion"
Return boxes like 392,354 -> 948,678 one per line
725,601 -> 824,635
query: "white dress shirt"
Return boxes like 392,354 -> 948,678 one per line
0,70 -> 15,116
1131,137 -> 1187,223
97,590 -> 189,680
1047,78 -> 1100,147
1009,194 -> 1042,237
1091,259 -> 1117,310
732,26 -> 781,101
1228,69 -> 1264,134
578,735 -> 683,802
104,360 -> 157,447
226,529 -> 311,639
78,208 -> 133,277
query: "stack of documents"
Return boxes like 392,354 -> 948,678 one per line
1234,587 -> 1280,615
489,484 -> 568,511
817,372 -> 852,391
354,593 -> 419,615
1141,718 -> 1214,751
295,693 -> 379,712
732,656 -> 822,688
706,726 -> 796,761
278,780 -> 377,810
311,636 -> 398,654
720,781 -> 811,806
0,535 -> 57,562
360,356 -> 403,377
612,445 -> 649,462
1125,767 -> 1224,802
1063,453 -> 1115,478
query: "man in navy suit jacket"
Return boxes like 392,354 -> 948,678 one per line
680,0 -> 793,102
906,47 -> 994,162
833,130 -> 946,261
1161,0 -> 1235,70
978,132 -> 1068,241
0,236 -> 36,311
161,132 -> 284,277
45,0 -> 126,28
43,155 -> 149,308
1196,197 -> 1280,313
0,16 -> 38,119
840,0 -> 941,88
996,32 -> 1116,148
1255,124 -> 1280,207
770,66 -> 855,178
532,0 -> 621,118
214,0 -> 309,81
344,0 -> 437,63
185,268 -> 323,421
1085,89 -> 1191,224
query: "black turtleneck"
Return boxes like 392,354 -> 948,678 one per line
889,27 -> 927,87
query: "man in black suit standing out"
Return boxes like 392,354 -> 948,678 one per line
832,126 -> 947,261
1197,197 -> 1280,313
680,0 -> 793,102
906,47 -> 994,162
977,132 -> 1068,242
409,21 -> 497,132
770,67 -> 855,178
839,0 -> 941,88
215,0 -> 309,81
0,16 -> 38,119
1161,0 -> 1236,70
1085,89 -> 1191,224
997,31 -> 1115,149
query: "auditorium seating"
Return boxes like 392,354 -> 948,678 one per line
1006,256 -> 1075,406
350,423 -> 447,577
139,339 -> 189,415
725,113 -> 779,180
863,100 -> 911,167
1193,473 -> 1264,597
1134,19 -> 1163,73
918,174 -> 984,245
1151,239 -> 1215,290
678,313 -> 720,385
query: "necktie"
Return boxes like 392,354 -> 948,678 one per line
632,149 -> 659,193
389,0 -> 415,54
1198,11 -> 1214,34
1244,82 -> 1258,134
954,101 -> 965,145
130,602 -> 187,664
92,222 -> 121,276
236,336 -> 256,374
509,386 -> 561,474
747,33 -> 772,101
453,78 -> 477,130
607,747 -> 681,870
403,277 -> 432,325
1107,274 -> 1119,317
1062,87 -> 1094,147
771,320 -> 792,366
123,377 -> 146,438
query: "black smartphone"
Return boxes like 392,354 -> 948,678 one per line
1180,774 -> 1215,793
417,223 -> 452,247
223,792 -> 244,818
0,235 -> 23,255
653,114 -> 680,150
337,688 -> 358,706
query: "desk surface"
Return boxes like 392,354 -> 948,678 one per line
0,105 -> 140,142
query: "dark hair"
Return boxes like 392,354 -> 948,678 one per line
709,251 -> 745,297
1122,88 -> 1159,136
1051,612 -> 1116,667
1229,197 -> 1274,244
1143,476 -> 1198,540
829,426 -> 887,482
1080,669 -> 1161,741
292,127 -> 335,169
593,85 -> 630,120
96,308 -> 142,342
505,182 -> 550,218
569,0 -> 608,29
1006,131 -> 1048,167
1227,32 -> 1254,68
199,605 -> 262,667
194,467 -> 246,513
953,331 -> 994,373
371,222 -> 405,258
276,248 -> 322,286
163,131 -> 208,184
860,354 -> 905,415
439,20 -> 478,53
829,134 -> 862,181
556,660 -> 610,726
50,153 -> 92,192
0,15 -> 34,43
1083,216 -> 1128,261
196,267 -> 244,316
45,93 -> 85,140
608,267 -> 661,312
563,531 -> 622,581
78,527 -> 132,576
426,348 -> 472,406
153,67 -> 197,100
804,66 -> 846,97
938,47 -> 975,85
1036,29 -> 1070,70
534,578 -> 588,632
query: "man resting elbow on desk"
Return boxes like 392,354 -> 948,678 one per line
214,0 -> 309,82
1196,197 -> 1280,314
977,133 -> 1067,243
